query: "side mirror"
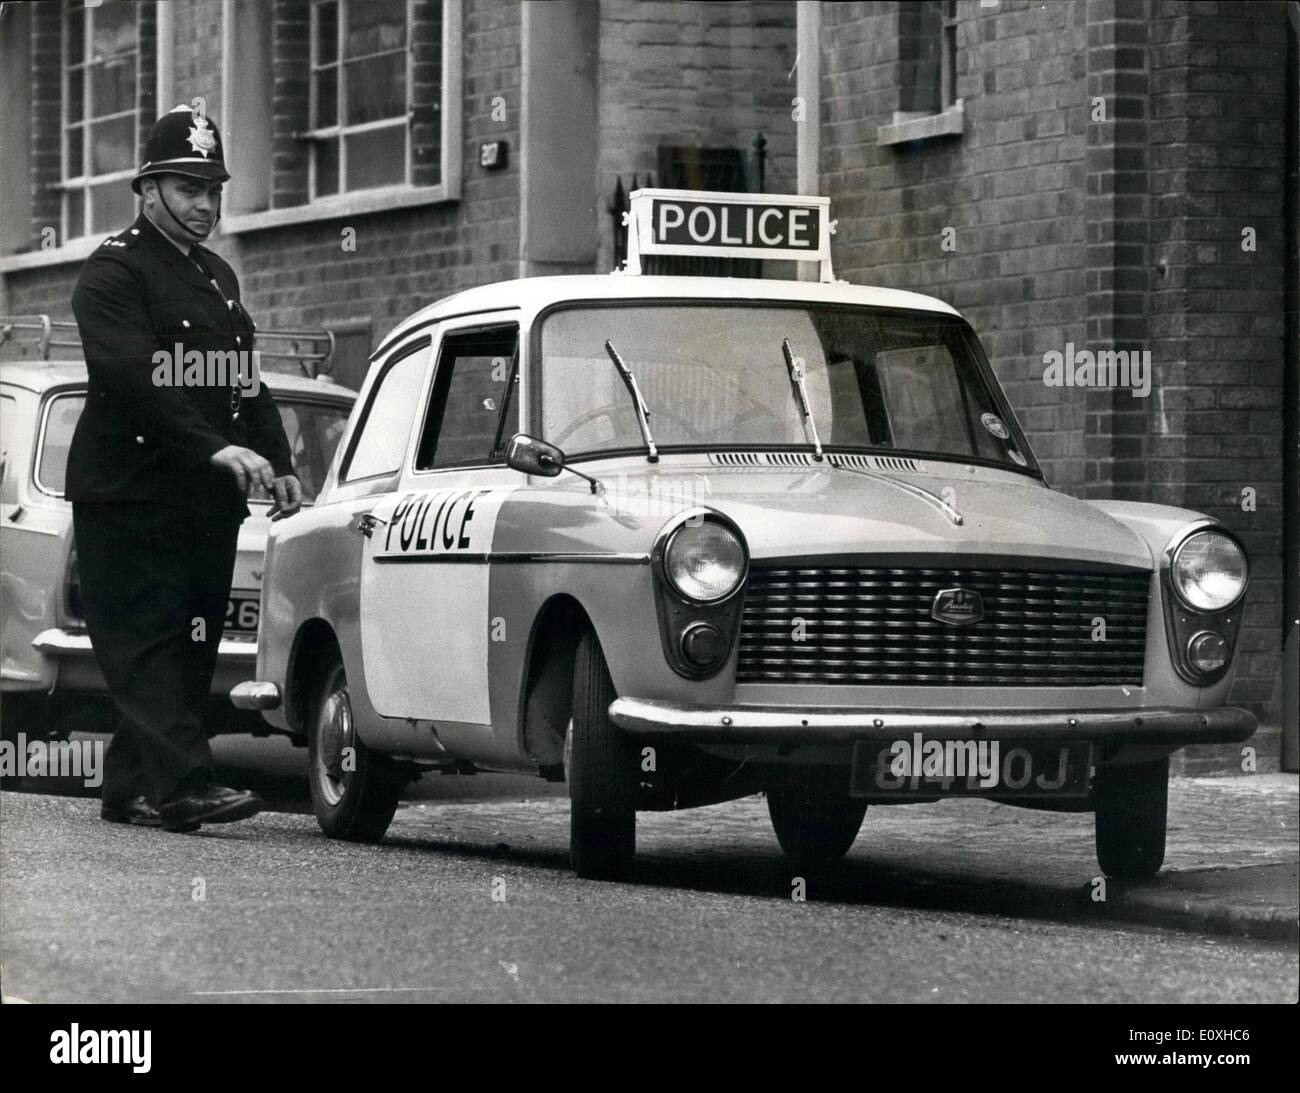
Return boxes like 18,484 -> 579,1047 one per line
505,433 -> 564,478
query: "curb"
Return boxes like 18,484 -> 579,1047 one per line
1096,865 -> 1299,944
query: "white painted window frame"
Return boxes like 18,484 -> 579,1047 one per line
219,0 -> 462,236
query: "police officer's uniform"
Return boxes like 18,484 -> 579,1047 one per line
68,107 -> 293,826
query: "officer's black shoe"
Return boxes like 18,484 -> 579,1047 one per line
159,783 -> 262,829
101,795 -> 162,826
102,795 -> 202,833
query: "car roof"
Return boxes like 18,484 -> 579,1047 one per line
0,360 -> 357,400
373,274 -> 963,358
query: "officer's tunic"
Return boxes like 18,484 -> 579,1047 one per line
69,213 -> 294,808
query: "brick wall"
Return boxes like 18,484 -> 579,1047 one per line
1146,0 -> 1288,773
596,0 -> 797,272
819,0 -> 1288,769
821,0 -> 1091,493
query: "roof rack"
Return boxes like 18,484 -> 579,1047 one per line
0,316 -> 82,362
0,314 -> 336,377
254,328 -> 335,378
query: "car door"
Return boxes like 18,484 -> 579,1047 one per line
358,316 -> 521,729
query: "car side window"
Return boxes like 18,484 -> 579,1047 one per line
415,325 -> 519,471
341,340 -> 432,482
36,392 -> 86,497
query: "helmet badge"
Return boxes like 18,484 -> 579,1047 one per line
187,114 -> 217,158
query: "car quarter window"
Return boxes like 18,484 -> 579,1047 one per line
0,394 -> 18,505
340,339 -> 432,482
415,324 -> 519,471
36,392 -> 86,497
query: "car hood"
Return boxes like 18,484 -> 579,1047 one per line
588,457 -> 1154,570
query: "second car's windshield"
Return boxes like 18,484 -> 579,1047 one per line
539,304 -> 1032,470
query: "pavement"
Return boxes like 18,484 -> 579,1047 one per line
385,771 -> 1300,943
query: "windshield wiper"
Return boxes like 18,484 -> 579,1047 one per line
827,456 -> 964,526
604,340 -> 658,463
782,338 -> 824,461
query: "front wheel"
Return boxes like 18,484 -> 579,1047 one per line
307,657 -> 405,843
566,630 -> 637,880
767,766 -> 867,872
1094,758 -> 1168,880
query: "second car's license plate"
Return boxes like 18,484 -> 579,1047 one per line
225,594 -> 260,634
849,736 -> 1092,798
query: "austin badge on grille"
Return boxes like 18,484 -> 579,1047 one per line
931,587 -> 984,625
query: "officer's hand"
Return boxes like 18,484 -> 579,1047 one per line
209,445 -> 275,496
268,474 -> 303,521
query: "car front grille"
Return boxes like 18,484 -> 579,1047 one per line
737,562 -> 1150,686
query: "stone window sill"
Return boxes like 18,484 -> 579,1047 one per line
877,100 -> 965,147
220,182 -> 459,236
0,235 -> 104,273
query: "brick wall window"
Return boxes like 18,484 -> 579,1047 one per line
878,0 -> 964,146
0,0 -> 154,257
940,0 -> 958,109
308,0 -> 411,197
61,0 -> 142,240
221,0 -> 457,233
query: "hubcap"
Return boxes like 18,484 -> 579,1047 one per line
314,676 -> 353,807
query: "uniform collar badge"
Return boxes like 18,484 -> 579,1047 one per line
187,114 -> 217,158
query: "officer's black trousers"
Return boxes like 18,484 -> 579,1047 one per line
72,501 -> 242,808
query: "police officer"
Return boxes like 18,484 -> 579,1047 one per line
68,105 -> 301,831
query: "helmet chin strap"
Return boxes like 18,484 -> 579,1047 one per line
155,183 -> 221,242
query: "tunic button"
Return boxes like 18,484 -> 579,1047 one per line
130,228 -> 140,235
235,336 -> 242,345
135,436 -> 145,445
182,319 -> 191,327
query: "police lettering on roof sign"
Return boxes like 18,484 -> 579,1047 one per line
652,199 -> 818,251
621,188 -> 836,281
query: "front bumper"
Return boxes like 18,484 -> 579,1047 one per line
607,698 -> 1257,746
31,627 -> 258,694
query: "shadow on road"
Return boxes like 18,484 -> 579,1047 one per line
377,826 -> 1103,929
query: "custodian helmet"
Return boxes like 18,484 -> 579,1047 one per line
131,104 -> 231,194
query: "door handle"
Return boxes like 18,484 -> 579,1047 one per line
349,512 -> 387,538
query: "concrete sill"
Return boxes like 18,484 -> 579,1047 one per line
220,182 -> 459,236
0,235 -> 103,274
877,101 -> 965,147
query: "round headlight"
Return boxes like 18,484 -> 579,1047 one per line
664,519 -> 746,603
1171,529 -> 1247,612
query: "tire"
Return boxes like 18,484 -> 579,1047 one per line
0,692 -> 57,744
307,657 -> 404,843
767,765 -> 867,872
1094,758 -> 1168,881
566,630 -> 637,880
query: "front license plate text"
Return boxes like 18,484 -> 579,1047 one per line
849,736 -> 1092,798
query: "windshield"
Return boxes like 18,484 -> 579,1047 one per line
539,304 -> 1033,471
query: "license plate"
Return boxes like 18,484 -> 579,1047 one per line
849,736 -> 1092,798
225,594 -> 260,634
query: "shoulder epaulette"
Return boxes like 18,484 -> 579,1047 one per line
99,226 -> 144,249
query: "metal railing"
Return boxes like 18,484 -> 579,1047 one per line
0,314 -> 336,378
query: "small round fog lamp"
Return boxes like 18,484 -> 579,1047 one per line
1187,630 -> 1228,675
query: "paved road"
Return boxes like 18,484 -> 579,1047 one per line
2,778 -> 1296,1003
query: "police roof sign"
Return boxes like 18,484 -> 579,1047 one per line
621,188 -> 836,281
